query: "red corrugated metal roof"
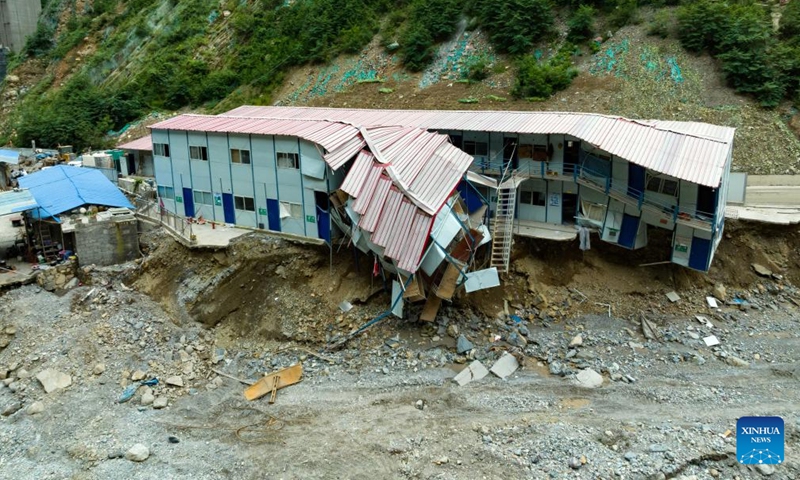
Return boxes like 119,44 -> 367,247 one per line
149,114 -> 362,164
152,113 -> 476,273
117,135 -> 152,151
224,106 -> 735,187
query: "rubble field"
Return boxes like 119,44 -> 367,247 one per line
0,224 -> 799,480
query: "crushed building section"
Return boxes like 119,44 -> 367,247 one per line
147,106 -> 737,322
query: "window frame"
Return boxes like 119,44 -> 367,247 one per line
231,148 -> 251,165
193,190 -> 213,205
463,140 -> 488,157
189,145 -> 209,161
234,195 -> 255,212
153,143 -> 170,157
646,173 -> 679,197
277,152 -> 299,169
157,186 -> 175,199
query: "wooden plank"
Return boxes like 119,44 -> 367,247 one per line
401,274 -> 426,303
243,363 -> 303,401
435,261 -> 462,300
420,295 -> 442,322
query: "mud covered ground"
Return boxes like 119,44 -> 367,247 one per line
0,224 -> 799,479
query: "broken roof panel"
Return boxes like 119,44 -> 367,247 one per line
0,149 -> 21,165
224,106 -> 735,187
0,189 -> 38,216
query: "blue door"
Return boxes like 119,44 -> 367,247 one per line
316,206 -> 330,243
267,199 -> 281,232
222,193 -> 235,224
618,214 -> 639,249
628,164 -> 645,200
182,187 -> 195,218
689,236 -> 711,271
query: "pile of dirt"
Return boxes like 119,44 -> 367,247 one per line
133,231 -> 382,346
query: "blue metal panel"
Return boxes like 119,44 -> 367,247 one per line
457,181 -> 483,213
316,206 -> 330,243
267,199 -> 281,231
183,187 -> 195,218
689,236 -> 711,271
222,193 -> 235,223
18,165 -> 133,217
618,213 -> 639,249
628,163 -> 645,199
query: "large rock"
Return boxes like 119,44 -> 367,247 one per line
165,376 -> 184,387
125,444 -> 150,462
36,369 -> 72,393
569,334 -> 583,347
575,368 -> 604,388
713,284 -> 727,301
752,263 -> 772,277
456,335 -> 473,355
27,401 -> 45,415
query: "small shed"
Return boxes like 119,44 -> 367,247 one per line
117,135 -> 154,177
18,165 -> 136,265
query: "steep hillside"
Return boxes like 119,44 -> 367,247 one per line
1,0 -> 799,175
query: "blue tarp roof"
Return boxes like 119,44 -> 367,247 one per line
0,149 -> 21,165
19,165 -> 133,218
0,189 -> 38,216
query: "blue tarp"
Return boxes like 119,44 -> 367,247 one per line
0,149 -> 20,165
19,165 -> 133,219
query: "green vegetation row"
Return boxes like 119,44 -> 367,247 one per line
5,0 -> 799,150
678,0 -> 800,108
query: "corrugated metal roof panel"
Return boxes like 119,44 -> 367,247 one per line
352,164 -> 383,214
339,150 -> 373,197
0,189 -> 38,215
117,135 -> 152,151
18,165 -> 133,217
359,176 -> 392,232
383,199 -> 418,260
222,106 -> 734,187
371,188 -> 404,247
396,211 -> 434,272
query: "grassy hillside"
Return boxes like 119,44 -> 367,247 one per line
1,0 -> 799,175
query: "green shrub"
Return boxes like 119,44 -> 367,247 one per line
512,46 -> 577,99
471,0 -> 555,55
568,5 -> 596,43
677,0 -> 731,53
465,57 -> 490,82
780,0 -> 800,43
23,23 -> 55,58
398,0 -> 461,70
609,0 -> 639,30
400,26 -> 435,71
648,9 -> 671,38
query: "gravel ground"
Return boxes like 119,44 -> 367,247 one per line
1,262 -> 799,480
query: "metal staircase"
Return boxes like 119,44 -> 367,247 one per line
490,175 -> 519,273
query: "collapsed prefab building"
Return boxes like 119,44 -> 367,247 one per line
148,107 -> 735,319
149,115 -> 499,320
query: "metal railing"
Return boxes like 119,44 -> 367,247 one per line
468,154 -> 715,230
134,197 -> 194,242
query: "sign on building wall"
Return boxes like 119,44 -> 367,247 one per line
176,196 -> 183,203
549,193 -> 560,207
306,215 -> 315,223
214,193 -> 222,206
258,207 -> 267,215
